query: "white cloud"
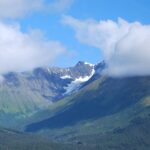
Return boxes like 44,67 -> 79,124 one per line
0,0 -> 43,18
0,21 -> 66,74
62,16 -> 150,77
48,0 -> 74,13
0,1 -> 74,74
0,0 -> 74,19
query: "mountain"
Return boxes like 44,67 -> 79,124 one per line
81,60 -> 105,87
25,73 -> 150,149
1,60 -> 150,150
0,61 -> 94,127
26,75 -> 150,131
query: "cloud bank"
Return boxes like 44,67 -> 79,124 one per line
0,0 -> 74,18
0,22 -> 66,74
63,16 -> 150,77
0,0 -> 74,74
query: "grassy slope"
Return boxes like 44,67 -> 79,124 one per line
72,115 -> 150,150
25,76 -> 150,141
0,127 -> 103,150
1,115 -> 150,150
0,79 -> 52,128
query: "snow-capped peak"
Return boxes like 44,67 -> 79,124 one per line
84,62 -> 95,67
64,67 -> 95,95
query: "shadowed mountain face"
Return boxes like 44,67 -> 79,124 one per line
26,76 -> 150,132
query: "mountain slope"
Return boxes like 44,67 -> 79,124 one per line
71,116 -> 150,150
2,116 -> 150,150
26,76 -> 150,130
23,75 -> 150,150
1,61 -> 150,149
0,127 -> 90,150
0,61 -> 94,127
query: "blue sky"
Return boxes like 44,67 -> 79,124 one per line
18,0 -> 150,67
1,0 -> 150,71
21,0 -> 150,66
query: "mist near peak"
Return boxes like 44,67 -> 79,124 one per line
63,16 -> 150,77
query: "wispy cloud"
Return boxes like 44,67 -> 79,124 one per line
0,0 -> 74,19
63,16 -> 150,77
0,22 -> 66,74
48,0 -> 74,13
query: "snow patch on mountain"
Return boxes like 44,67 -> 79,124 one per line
84,62 -> 94,67
60,75 -> 72,79
64,68 -> 95,94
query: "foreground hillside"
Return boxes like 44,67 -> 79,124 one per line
1,127 -> 123,150
1,116 -> 150,150
0,128 -> 90,150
